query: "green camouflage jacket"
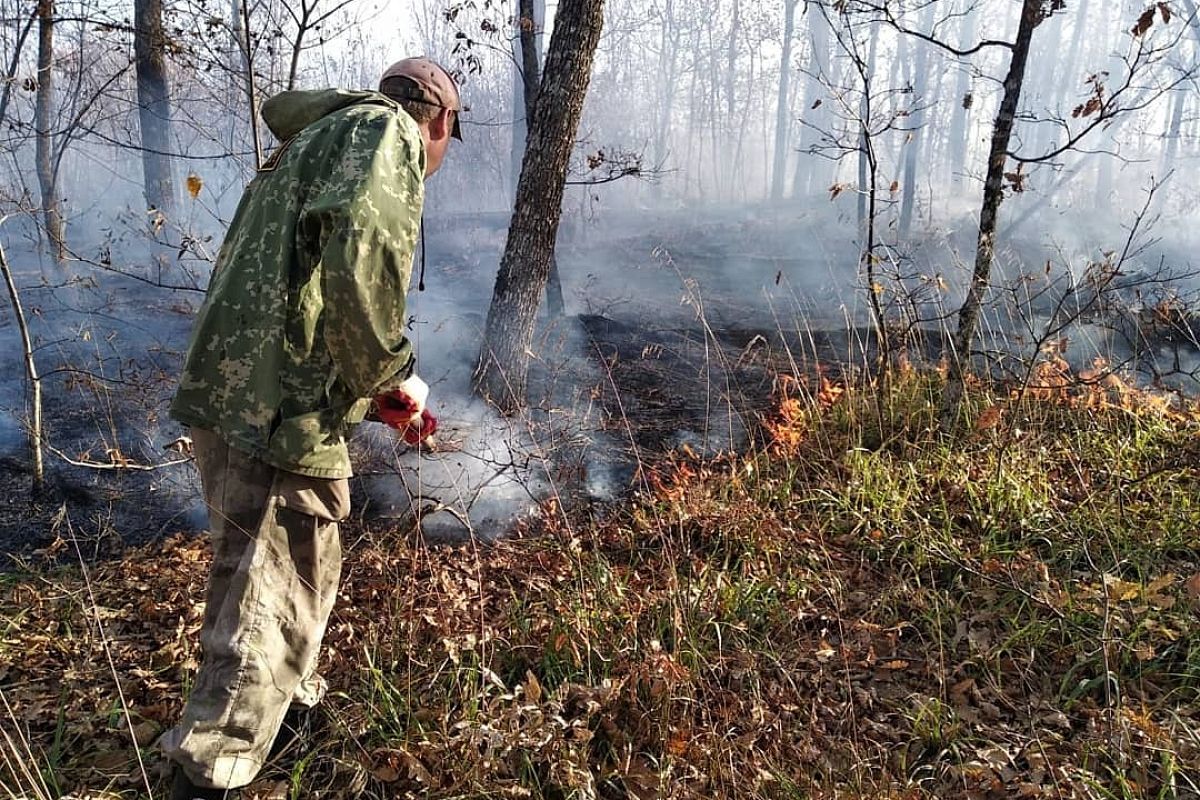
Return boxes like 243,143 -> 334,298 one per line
171,89 -> 425,478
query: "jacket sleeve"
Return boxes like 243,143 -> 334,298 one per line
301,111 -> 426,399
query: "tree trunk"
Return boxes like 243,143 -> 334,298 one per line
1162,81 -> 1186,174
517,0 -> 564,317
857,19 -> 879,228
900,3 -> 935,236
653,0 -> 678,187
949,1 -> 976,192
793,5 -> 831,198
35,0 -> 65,267
0,6 -> 37,129
0,239 -> 44,493
232,0 -> 262,167
475,0 -> 605,411
770,0 -> 797,200
134,0 -> 177,217
940,0 -> 1044,429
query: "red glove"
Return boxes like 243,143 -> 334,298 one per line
372,375 -> 436,446
401,408 -> 438,446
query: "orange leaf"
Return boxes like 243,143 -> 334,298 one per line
186,173 -> 203,199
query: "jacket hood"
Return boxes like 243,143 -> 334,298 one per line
261,89 -> 398,140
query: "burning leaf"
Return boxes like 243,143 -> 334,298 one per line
186,173 -> 203,199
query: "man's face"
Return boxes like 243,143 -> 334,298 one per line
421,108 -> 455,178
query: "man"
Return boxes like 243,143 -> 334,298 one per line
161,57 -> 461,800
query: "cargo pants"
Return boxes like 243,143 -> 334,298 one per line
160,429 -> 349,790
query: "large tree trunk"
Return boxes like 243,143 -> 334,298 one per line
516,0 -> 564,318
134,0 -> 177,217
940,0 -> 1045,429
770,0 -> 797,200
35,0 -> 65,268
475,0 -> 605,411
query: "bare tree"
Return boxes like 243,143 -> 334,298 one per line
35,0 -> 66,267
770,0 -> 798,200
937,0 -> 1051,427
0,232 -> 43,493
134,0 -> 177,217
475,0 -> 607,411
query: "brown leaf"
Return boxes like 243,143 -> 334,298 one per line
975,405 -> 1003,432
1132,6 -> 1155,37
1158,2 -> 1172,24
186,173 -> 203,199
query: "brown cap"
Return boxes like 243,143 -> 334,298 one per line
379,56 -> 463,140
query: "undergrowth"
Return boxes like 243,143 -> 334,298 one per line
1,366 -> 1198,799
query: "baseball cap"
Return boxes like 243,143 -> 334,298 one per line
379,56 -> 463,140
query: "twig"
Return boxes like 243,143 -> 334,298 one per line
46,443 -> 190,472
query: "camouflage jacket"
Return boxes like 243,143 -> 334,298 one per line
171,89 -> 425,478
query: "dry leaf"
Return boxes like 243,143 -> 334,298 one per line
976,405 -> 1003,432
186,173 -> 203,199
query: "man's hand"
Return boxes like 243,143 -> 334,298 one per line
371,375 -> 437,446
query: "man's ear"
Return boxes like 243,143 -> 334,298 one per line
429,108 -> 452,142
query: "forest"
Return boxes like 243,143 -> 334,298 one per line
1,0 -> 1199,798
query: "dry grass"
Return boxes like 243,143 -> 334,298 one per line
1,366 -> 1199,799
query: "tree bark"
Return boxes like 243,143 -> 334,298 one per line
770,0 -> 797,200
940,0 -> 1045,429
0,238 -> 44,493
35,0 -> 66,267
475,0 -> 605,411
134,0 -> 177,217
517,0 -> 564,318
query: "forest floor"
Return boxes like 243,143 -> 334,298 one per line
2,208 -> 1200,798
2,367 -> 1199,800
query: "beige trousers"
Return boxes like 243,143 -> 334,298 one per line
160,429 -> 349,790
